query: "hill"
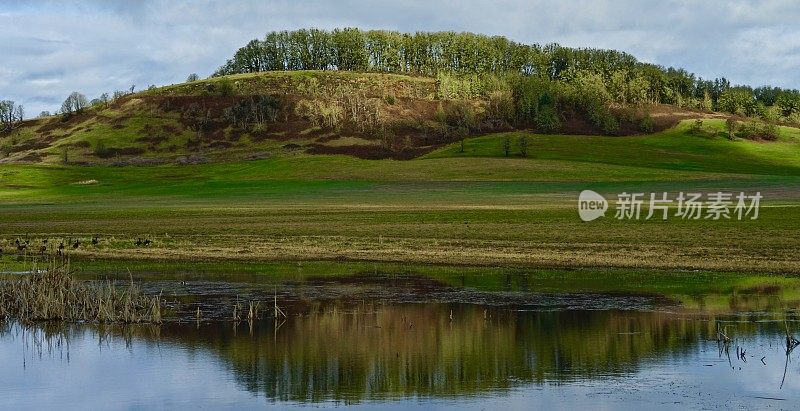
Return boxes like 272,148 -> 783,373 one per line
0,70 -> 724,166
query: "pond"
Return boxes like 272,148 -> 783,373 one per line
1,264 -> 800,409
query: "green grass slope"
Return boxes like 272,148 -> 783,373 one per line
1,119 -> 799,204
427,119 -> 800,176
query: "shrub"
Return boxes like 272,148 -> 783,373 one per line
443,101 -> 477,132
224,95 -> 281,128
689,119 -> 703,134
535,105 -> 561,133
217,78 -> 235,96
377,127 -> 397,151
599,112 -> 620,135
250,122 -> 267,133
725,118 -> 737,140
639,113 -> 655,133
93,140 -> 108,157
512,76 -> 553,125
736,120 -> 778,141
341,93 -> 384,132
485,90 -> 515,124
294,99 -> 343,130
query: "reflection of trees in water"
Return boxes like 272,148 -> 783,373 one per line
152,304 -> 757,402
1,304 -> 794,403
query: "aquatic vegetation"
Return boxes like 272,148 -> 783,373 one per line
0,259 -> 162,323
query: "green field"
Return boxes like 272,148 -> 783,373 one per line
1,119 -> 799,274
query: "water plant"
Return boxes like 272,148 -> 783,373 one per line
0,259 -> 162,324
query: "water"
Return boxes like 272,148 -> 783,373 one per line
2,269 -> 800,409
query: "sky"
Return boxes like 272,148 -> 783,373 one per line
2,0 -> 800,117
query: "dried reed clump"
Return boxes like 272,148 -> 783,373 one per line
0,260 -> 162,324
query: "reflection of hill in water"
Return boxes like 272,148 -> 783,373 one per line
1,301 -> 790,403
140,303 -> 776,402
3,286 -> 796,403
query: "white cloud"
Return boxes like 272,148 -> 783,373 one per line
1,0 -> 799,116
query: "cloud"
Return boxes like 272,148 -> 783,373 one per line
1,0 -> 799,116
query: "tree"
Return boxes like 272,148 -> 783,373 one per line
38,111 -> 51,118
777,92 -> 800,117
60,92 -> 89,115
502,136 -> 511,157
0,100 -> 24,131
725,118 -> 736,140
519,136 -> 528,157
186,73 -> 200,82
15,105 -> 24,124
718,87 -> 755,116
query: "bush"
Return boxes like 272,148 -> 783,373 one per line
485,90 -> 515,124
93,140 -> 108,157
377,127 -> 397,151
512,76 -> 553,125
639,113 -> 655,133
535,105 -> 561,133
725,118 -> 736,140
689,119 -> 703,134
217,78 -> 235,96
294,99 -> 343,129
736,120 -> 778,141
442,101 -> 476,133
599,112 -> 620,135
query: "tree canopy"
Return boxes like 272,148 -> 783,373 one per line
215,28 -> 800,115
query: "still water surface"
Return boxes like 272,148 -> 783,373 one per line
2,268 -> 800,410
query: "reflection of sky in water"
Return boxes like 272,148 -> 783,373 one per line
1,314 -> 800,410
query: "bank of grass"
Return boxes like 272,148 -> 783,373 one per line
1,120 -> 800,273
0,196 -> 799,274
427,120 -> 800,176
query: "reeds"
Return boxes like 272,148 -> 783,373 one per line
0,259 -> 162,324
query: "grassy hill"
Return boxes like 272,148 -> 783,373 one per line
0,70 -> 717,165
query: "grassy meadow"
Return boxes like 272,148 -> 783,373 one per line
1,119 -> 799,275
